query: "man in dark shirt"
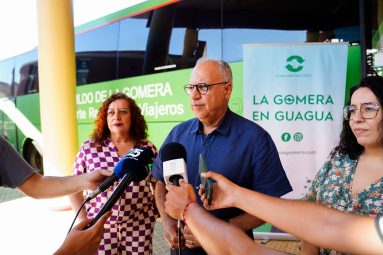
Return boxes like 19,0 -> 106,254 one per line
152,59 -> 292,254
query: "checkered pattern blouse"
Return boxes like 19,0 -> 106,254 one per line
73,138 -> 159,254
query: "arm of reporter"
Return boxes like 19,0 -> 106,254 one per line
165,182 -> 284,255
18,170 -> 112,199
235,188 -> 382,254
53,211 -> 112,255
184,202 -> 285,255
300,241 -> 320,255
201,171 -> 383,254
155,181 -> 182,249
227,213 -> 264,232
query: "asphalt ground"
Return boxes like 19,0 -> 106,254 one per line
0,187 -> 170,255
0,188 -> 300,254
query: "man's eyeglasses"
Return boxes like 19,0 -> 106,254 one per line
343,102 -> 381,120
183,82 -> 228,95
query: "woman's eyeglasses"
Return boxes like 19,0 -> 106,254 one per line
343,102 -> 380,120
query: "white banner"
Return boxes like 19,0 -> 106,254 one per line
243,43 -> 348,199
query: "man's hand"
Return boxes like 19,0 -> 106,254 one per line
54,211 -> 112,255
199,171 -> 238,210
162,216 -> 184,249
165,180 -> 196,220
183,224 -> 200,249
164,180 -> 197,249
82,169 -> 113,190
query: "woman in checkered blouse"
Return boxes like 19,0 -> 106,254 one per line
69,93 -> 159,255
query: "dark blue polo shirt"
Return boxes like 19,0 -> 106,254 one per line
152,109 -> 292,220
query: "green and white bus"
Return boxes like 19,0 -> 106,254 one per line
0,0 -> 370,173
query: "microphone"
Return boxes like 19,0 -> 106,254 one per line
161,142 -> 188,186
161,142 -> 187,255
84,148 -> 153,228
85,147 -> 154,202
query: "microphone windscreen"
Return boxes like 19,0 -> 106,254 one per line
160,142 -> 187,162
113,159 -> 126,178
114,147 -> 154,178
124,147 -> 154,164
122,160 -> 149,182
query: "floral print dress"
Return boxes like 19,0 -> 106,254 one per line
304,151 -> 383,255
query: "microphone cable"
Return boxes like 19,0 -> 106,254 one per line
177,219 -> 182,255
67,199 -> 87,234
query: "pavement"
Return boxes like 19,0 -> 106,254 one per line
0,188 -> 300,254
0,187 -> 170,255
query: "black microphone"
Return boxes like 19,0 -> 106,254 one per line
161,142 -> 188,186
85,147 -> 154,202
84,148 -> 153,228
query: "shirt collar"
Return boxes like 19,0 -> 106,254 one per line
191,108 -> 233,136
104,138 -> 116,150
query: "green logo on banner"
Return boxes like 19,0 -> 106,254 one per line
281,132 -> 291,142
285,55 -> 305,72
294,132 -> 303,142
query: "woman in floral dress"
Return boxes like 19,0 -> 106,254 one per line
302,76 -> 383,255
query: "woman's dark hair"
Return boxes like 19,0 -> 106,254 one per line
91,92 -> 148,145
333,76 -> 383,159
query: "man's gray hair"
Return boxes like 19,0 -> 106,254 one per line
196,58 -> 233,83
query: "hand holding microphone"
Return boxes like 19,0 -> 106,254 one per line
83,147 -> 154,229
81,169 -> 114,191
165,179 -> 201,250
165,179 -> 196,220
85,147 -> 154,202
161,142 -> 189,254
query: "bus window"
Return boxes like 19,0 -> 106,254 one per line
169,1 -> 223,63
168,27 -> 222,67
142,2 -> 222,74
222,29 -> 307,62
75,22 -> 119,85
117,12 -> 150,78
142,3 -> 178,75
119,1 -> 222,77
79,1 -> 223,80
0,57 -> 15,97
14,50 -> 38,96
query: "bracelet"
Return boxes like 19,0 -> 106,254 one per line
182,201 -> 195,222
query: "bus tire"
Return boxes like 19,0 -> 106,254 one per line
24,141 -> 44,175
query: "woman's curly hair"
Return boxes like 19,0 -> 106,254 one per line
91,92 -> 148,146
332,76 -> 383,159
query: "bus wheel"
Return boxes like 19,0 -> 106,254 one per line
24,142 -> 44,175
